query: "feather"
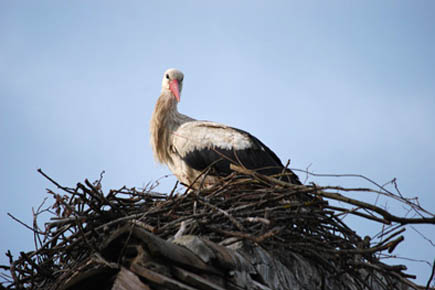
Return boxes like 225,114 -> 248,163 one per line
150,68 -> 301,188
171,121 -> 301,184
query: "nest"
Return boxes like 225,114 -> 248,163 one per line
1,168 -> 434,289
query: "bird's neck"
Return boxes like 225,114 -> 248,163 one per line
150,93 -> 190,164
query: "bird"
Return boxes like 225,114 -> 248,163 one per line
150,68 -> 301,189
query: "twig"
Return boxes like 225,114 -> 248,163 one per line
427,259 -> 435,290
7,213 -> 45,235
4,169 -> 435,290
411,226 -> 435,247
37,168 -> 75,193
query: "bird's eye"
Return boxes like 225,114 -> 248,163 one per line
180,77 -> 184,82
166,74 -> 170,79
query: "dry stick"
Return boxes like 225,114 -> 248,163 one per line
256,226 -> 285,243
326,205 -> 390,224
83,179 -> 104,202
6,250 -> 19,287
84,178 -> 125,214
374,223 -> 403,240
294,169 -> 432,218
183,157 -> 226,194
6,182 -> 171,286
231,165 -> 435,225
76,183 -> 104,214
37,168 -> 75,193
169,180 -> 179,198
209,227 -> 262,244
411,225 -> 435,247
317,184 -> 421,205
226,167 -> 430,277
0,271 -> 12,283
96,170 -> 105,186
323,236 -> 405,256
378,255 -> 433,267
75,215 -> 96,252
33,198 -> 50,252
32,208 -> 42,263
245,217 -> 270,225
156,213 -> 208,233
19,252 -> 52,278
46,216 -> 87,229
15,218 -> 95,263
375,228 -> 406,251
7,213 -> 45,235
351,261 -> 418,286
426,259 -> 435,290
197,198 -> 246,232
314,189 -> 434,225
8,169 -> 434,289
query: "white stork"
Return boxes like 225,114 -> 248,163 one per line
150,68 -> 301,188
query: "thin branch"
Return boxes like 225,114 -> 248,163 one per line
411,225 -> 435,247
426,259 -> 435,290
7,213 -> 45,235
4,169 -> 435,290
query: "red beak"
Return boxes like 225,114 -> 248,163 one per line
169,79 -> 180,102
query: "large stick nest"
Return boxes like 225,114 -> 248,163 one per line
1,168 -> 434,289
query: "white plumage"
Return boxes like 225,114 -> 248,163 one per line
150,68 -> 300,188
172,122 -> 253,154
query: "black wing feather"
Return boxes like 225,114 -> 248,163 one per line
182,127 -> 301,185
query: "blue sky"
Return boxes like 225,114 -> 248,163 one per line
1,1 -> 434,285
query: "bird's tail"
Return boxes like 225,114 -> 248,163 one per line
256,166 -> 301,185
280,168 -> 302,185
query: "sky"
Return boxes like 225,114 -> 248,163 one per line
1,0 -> 434,285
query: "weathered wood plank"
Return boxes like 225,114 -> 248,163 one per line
112,267 -> 150,290
131,227 -> 221,275
130,263 -> 198,290
172,266 -> 226,290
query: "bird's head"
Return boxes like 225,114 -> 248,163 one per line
161,68 -> 184,102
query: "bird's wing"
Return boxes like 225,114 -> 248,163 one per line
171,121 -> 300,184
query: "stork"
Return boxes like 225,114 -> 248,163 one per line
150,68 -> 301,188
